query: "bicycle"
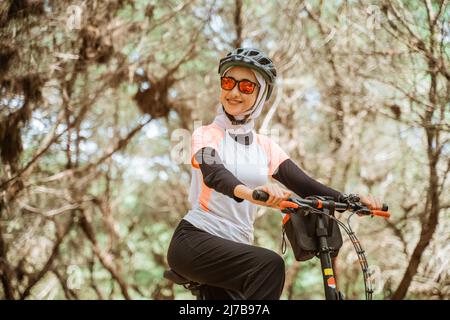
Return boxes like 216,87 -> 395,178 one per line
164,191 -> 390,300
252,190 -> 390,300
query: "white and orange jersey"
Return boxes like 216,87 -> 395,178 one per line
183,123 -> 289,244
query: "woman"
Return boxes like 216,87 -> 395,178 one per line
167,48 -> 382,299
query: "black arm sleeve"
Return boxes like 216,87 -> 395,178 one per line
194,147 -> 245,203
272,159 -> 342,201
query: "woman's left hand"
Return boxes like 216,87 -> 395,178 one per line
359,194 -> 383,210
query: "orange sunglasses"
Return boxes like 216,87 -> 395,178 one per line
220,76 -> 259,94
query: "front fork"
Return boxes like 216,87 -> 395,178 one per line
317,215 -> 344,300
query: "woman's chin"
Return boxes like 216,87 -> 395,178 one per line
224,105 -> 244,115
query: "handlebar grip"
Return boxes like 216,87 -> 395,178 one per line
372,210 -> 391,218
252,190 -> 269,202
382,203 -> 388,211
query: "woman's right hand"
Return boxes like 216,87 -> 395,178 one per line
252,183 -> 291,208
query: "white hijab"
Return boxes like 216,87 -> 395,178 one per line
213,67 -> 267,134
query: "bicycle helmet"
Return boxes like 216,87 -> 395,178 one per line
218,48 -> 277,100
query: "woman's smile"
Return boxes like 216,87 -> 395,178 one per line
227,98 -> 243,105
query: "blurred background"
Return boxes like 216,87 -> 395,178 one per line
0,0 -> 448,300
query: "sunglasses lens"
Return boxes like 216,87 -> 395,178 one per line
221,77 -> 235,90
239,81 -> 256,94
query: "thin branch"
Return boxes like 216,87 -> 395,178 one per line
18,200 -> 80,217
387,1 -> 423,44
79,210 -> 131,300
165,5 -> 212,78
20,214 -> 75,300
147,0 -> 195,34
0,210 -> 15,299
53,269 -> 79,300
233,0 -> 243,48
37,117 -> 153,185
0,109 -> 65,192
437,156 -> 450,196
88,255 -> 104,300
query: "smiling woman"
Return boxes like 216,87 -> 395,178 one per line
165,48 -> 384,300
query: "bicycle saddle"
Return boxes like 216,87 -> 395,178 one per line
164,269 -> 193,285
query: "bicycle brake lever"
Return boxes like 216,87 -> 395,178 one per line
355,208 -> 372,216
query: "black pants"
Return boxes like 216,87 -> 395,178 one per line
167,219 -> 285,300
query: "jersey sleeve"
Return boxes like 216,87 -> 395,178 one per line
191,125 -> 224,169
256,134 -> 290,176
268,139 -> 290,175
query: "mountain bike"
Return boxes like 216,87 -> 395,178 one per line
252,190 -> 390,300
164,191 -> 390,300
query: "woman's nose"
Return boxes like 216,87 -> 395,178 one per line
229,84 -> 241,96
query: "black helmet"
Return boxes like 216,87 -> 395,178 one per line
218,48 -> 277,100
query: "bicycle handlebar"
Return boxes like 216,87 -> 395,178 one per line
252,190 -> 390,218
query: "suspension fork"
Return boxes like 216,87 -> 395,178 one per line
316,214 -> 340,300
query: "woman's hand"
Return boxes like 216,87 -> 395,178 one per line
359,194 -> 383,210
253,183 -> 291,208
